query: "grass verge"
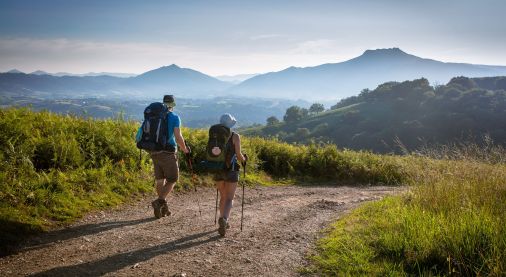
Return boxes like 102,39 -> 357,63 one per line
307,158 -> 506,275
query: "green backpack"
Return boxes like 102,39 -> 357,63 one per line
204,124 -> 233,170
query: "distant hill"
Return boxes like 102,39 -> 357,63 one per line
6,69 -> 23,74
3,49 -> 506,101
228,48 -> 506,101
0,64 -> 231,99
0,72 -> 124,99
30,70 -> 50,75
123,64 -> 232,98
244,76 -> 506,153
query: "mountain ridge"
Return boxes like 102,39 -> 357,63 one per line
229,48 -> 506,100
2,48 -> 506,100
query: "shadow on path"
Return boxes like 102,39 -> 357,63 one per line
31,230 -> 220,276
20,217 -> 156,253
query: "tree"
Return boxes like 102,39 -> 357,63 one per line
295,128 -> 310,138
309,103 -> 325,114
266,116 -> 280,126
301,108 -> 309,118
283,106 -> 303,122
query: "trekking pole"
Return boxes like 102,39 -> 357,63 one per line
214,188 -> 219,225
241,154 -> 248,232
184,142 -> 201,218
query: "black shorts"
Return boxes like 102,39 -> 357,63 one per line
213,170 -> 240,183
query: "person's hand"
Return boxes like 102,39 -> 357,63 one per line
183,141 -> 191,154
243,153 -> 248,162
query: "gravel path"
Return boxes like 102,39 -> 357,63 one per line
0,185 -> 402,276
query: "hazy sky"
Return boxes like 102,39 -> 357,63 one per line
1,0 -> 505,76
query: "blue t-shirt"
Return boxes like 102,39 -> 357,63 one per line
166,112 -> 181,147
135,111 -> 181,149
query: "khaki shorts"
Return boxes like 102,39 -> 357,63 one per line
150,151 -> 179,183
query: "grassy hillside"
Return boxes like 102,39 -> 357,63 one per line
307,148 -> 506,275
0,108 -> 409,255
245,76 -> 506,153
0,108 -> 154,255
2,108 -> 504,274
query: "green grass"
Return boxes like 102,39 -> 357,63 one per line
1,108 -> 408,255
308,157 -> 506,276
0,108 -> 156,254
4,107 -> 503,274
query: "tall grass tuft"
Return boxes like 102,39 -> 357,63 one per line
309,144 -> 506,275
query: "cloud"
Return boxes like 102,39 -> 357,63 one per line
0,37 -> 358,75
290,39 -> 336,54
249,34 -> 283,41
0,37 -> 204,74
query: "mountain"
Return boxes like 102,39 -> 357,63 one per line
123,64 -> 233,98
30,70 -> 50,75
0,72 -> 125,99
6,69 -> 23,74
215,73 -> 258,84
0,64 -> 232,99
228,48 -> 506,101
4,50 -> 506,101
244,76 -> 506,153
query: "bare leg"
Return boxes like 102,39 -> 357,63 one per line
155,179 -> 176,200
216,181 -> 226,216
221,182 -> 238,219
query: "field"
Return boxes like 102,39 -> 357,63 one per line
0,108 -> 504,275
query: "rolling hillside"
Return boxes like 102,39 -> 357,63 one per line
244,76 -> 506,153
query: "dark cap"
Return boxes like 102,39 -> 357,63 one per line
163,95 -> 176,107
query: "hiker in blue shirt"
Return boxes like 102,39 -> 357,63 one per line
137,95 -> 189,219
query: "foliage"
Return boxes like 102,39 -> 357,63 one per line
308,146 -> 506,275
1,108 -> 413,255
250,138 -> 409,185
283,105 -> 304,122
0,108 -> 157,255
309,103 -> 325,114
247,77 -> 506,153
266,116 -> 280,126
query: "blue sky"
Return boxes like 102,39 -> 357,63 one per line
1,0 -> 505,75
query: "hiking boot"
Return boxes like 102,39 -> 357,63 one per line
151,199 -> 163,219
160,200 -> 171,217
218,217 -> 227,237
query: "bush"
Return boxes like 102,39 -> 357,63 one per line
0,108 -> 153,254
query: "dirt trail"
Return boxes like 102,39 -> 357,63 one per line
0,185 -> 402,276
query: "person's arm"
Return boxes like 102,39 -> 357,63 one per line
233,133 -> 246,162
174,127 -> 189,154
171,115 -> 189,154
